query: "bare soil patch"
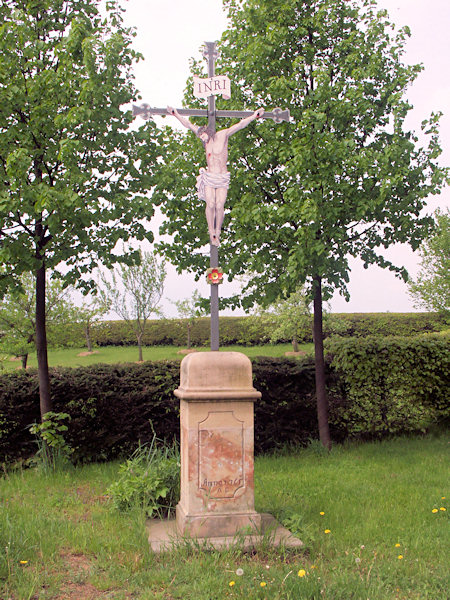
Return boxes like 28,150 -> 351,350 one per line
76,351 -> 100,357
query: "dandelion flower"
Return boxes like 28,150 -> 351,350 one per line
398,555 -> 403,560
395,543 -> 401,547
442,496 -> 446,500
324,529 -> 331,534
19,560 -> 28,565
440,507 -> 446,511
229,581 -> 235,587
319,511 -> 325,516
260,582 -> 267,587
298,569 -> 306,577
236,568 -> 244,576
311,564 -> 317,569
432,508 -> 438,513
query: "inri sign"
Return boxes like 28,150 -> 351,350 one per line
193,75 -> 231,100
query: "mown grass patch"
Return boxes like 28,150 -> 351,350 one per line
1,343 -> 312,372
1,435 -> 448,599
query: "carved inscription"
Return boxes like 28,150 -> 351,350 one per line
198,411 -> 244,499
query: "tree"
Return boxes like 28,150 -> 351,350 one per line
0,1 -> 160,419
154,0 -> 448,448
72,292 -> 106,352
98,250 -> 166,362
0,272 -> 77,368
253,287 -> 311,352
408,209 -> 449,317
173,290 -> 206,349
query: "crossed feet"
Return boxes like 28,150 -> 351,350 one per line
209,231 -> 221,247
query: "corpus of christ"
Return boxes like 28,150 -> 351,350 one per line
133,41 -> 289,351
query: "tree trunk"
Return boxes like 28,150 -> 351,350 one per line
313,275 -> 332,450
84,322 -> 92,352
36,261 -> 52,419
292,335 -> 299,352
21,353 -> 28,369
187,323 -> 191,349
137,333 -> 143,362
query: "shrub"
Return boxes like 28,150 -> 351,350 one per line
29,411 -> 73,471
326,333 -> 450,438
0,335 -> 447,465
107,437 -> 180,519
36,312 -> 448,349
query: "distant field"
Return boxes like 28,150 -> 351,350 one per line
1,343 -> 314,372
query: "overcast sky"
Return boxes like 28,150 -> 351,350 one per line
120,0 -> 449,316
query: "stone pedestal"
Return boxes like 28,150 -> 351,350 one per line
175,351 -> 261,539
147,351 -> 303,551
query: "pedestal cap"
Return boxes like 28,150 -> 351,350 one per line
174,351 -> 261,402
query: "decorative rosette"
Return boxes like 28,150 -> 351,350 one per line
206,267 -> 224,285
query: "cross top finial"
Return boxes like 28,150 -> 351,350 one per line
203,41 -> 219,62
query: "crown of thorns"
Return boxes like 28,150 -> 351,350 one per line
196,125 -> 215,139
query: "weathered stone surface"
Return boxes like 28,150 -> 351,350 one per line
174,352 -> 261,539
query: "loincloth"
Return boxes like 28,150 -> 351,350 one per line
196,168 -> 230,201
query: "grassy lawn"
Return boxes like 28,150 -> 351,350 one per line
1,343 -> 313,372
1,435 -> 448,599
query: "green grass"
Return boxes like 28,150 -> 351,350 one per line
1,343 -> 313,372
1,435 -> 448,599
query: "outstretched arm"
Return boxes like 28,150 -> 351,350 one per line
167,106 -> 200,135
225,108 -> 265,137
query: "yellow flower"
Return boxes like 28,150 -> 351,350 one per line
395,543 -> 401,547
324,529 -> 331,534
260,582 -> 267,587
19,560 -> 28,565
311,565 -> 317,569
298,569 -> 306,577
432,508 -> 438,513
440,507 -> 446,511
398,555 -> 403,560
229,581 -> 235,587
319,511 -> 325,515
442,496 -> 446,500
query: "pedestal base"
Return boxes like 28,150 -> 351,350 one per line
176,501 -> 262,538
147,513 -> 303,553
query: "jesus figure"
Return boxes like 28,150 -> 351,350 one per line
167,106 -> 264,246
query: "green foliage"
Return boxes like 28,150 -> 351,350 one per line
0,272 -> 79,365
0,334 -> 447,465
0,0 -> 159,294
408,209 -> 450,317
281,512 -> 317,551
107,437 -> 180,519
155,0 -> 448,310
327,334 -> 450,437
31,312 -> 446,349
253,287 -> 312,351
29,411 -> 73,470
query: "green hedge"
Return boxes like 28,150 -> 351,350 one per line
46,313 -> 447,349
0,334 -> 447,464
326,333 -> 450,437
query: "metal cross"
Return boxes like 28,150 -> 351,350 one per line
133,41 -> 290,352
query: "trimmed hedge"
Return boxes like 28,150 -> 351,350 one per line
326,333 -> 450,438
46,313 -> 447,348
0,334 -> 448,465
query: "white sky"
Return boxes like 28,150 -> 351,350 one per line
120,0 -> 449,316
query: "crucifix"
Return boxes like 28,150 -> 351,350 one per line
133,41 -> 290,352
